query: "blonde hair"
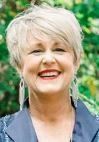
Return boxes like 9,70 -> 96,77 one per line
6,4 -> 83,69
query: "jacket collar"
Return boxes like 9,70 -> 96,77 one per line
5,100 -> 99,142
5,108 -> 38,142
73,100 -> 99,142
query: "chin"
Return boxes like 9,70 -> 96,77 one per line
35,86 -> 63,95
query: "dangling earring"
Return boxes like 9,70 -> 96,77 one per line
19,76 -> 25,111
70,74 -> 79,107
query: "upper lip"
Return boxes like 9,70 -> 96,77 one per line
38,69 -> 61,75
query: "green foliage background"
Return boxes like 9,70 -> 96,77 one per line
0,0 -> 99,116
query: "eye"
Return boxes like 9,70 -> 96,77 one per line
29,49 -> 43,55
32,50 -> 42,53
54,48 -> 65,52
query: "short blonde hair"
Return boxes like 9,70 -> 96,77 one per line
6,5 -> 83,69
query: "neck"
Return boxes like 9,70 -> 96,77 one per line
29,90 -> 74,123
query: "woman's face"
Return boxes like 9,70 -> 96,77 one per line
21,34 -> 76,96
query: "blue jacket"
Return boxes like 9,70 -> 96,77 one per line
0,100 -> 99,142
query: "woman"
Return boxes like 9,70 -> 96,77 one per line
0,1 -> 99,142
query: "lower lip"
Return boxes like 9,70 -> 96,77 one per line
39,74 -> 61,80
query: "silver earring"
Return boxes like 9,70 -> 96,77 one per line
70,74 -> 79,107
19,76 -> 25,111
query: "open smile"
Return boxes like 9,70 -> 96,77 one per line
38,69 -> 61,80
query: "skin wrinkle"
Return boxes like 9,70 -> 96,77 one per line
6,6 -> 83,69
21,34 -> 76,124
6,5 -> 83,141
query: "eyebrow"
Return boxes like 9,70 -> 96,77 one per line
26,39 -> 71,53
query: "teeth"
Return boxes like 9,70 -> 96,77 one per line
40,72 -> 59,77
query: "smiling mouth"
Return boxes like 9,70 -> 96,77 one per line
38,70 -> 61,80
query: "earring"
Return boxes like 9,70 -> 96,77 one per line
19,76 -> 25,111
70,74 -> 79,108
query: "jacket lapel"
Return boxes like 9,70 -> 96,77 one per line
5,100 -> 99,142
72,100 -> 99,142
5,108 -> 38,142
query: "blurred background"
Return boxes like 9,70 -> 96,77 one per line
0,0 -> 99,117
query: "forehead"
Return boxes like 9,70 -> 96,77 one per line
22,33 -> 74,59
24,29 -> 70,49
23,35 -> 72,56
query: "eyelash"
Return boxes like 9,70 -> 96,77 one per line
28,50 -> 43,55
32,50 -> 42,53
29,48 -> 66,55
54,48 -> 65,52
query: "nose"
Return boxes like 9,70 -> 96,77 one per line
42,51 -> 55,65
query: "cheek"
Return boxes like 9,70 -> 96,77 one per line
59,56 -> 75,72
22,56 -> 40,74
22,61 -> 35,81
67,62 -> 75,72
65,55 -> 75,72
62,61 -> 75,81
22,62 -> 36,87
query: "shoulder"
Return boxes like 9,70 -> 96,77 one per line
77,99 -> 98,119
95,115 -> 99,141
0,114 -> 14,130
0,112 -> 19,142
77,99 -> 99,124
77,99 -> 99,141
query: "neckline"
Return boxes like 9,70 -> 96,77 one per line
5,99 -> 99,142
